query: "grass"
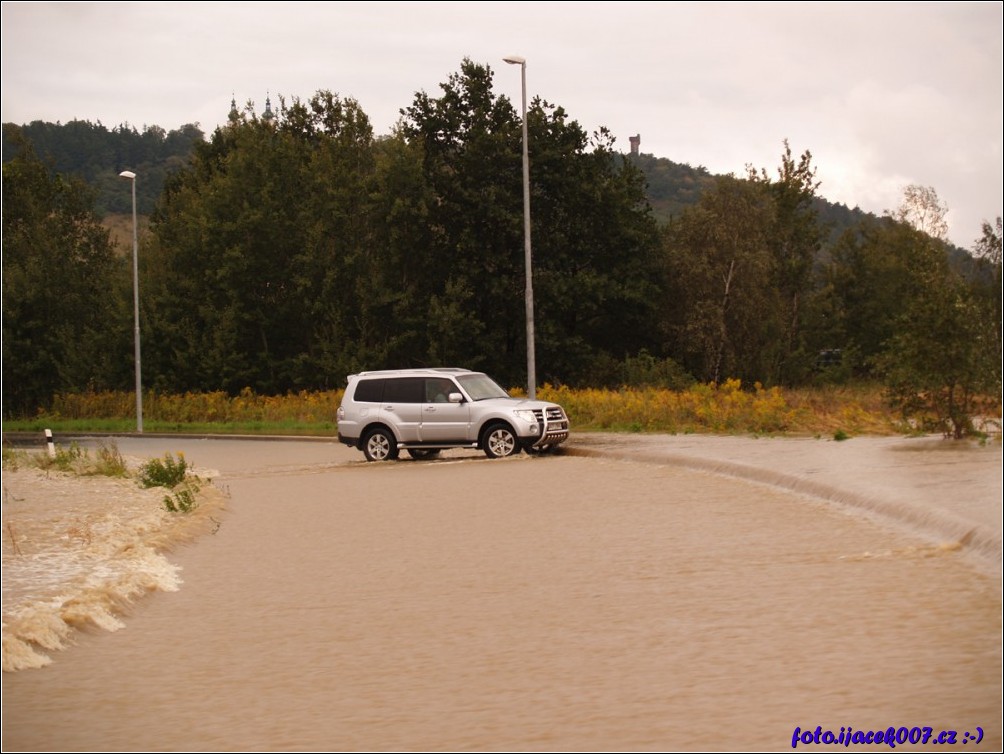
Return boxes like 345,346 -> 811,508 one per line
2,441 -> 129,477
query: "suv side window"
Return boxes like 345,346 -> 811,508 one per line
353,378 -> 385,403
383,377 -> 423,403
425,378 -> 456,403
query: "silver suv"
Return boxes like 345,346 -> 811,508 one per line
336,368 -> 570,461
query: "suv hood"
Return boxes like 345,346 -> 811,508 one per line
476,397 -> 563,411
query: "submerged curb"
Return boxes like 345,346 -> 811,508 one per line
563,440 -> 1002,576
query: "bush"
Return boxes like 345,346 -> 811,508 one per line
91,443 -> 129,477
163,481 -> 200,513
138,453 -> 189,488
41,442 -> 85,472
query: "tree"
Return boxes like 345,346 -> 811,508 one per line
660,175 -> 779,384
400,59 -> 662,387
2,119 -> 204,215
398,59 -> 545,386
823,214 -> 947,375
746,140 -> 824,383
144,91 -> 377,392
892,184 -> 949,241
873,195 -> 999,438
971,217 -> 1002,371
2,130 -> 128,416
881,268 -> 998,438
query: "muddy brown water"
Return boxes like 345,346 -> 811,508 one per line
2,436 -> 1000,751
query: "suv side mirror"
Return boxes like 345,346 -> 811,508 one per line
448,392 -> 464,403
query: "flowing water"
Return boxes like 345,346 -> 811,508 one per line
2,438 -> 1000,751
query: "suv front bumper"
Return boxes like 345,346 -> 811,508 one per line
526,406 -> 570,448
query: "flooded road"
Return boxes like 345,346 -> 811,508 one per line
2,436 -> 1000,750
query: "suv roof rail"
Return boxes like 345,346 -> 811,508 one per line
351,367 -> 474,377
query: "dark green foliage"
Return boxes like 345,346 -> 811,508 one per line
628,152 -> 716,223
400,59 -> 663,387
658,142 -> 830,387
138,61 -> 664,393
660,175 -> 780,384
584,350 -> 695,390
1,120 -> 203,215
2,132 -> 130,417
971,218 -> 1003,372
144,91 -> 377,393
746,141 -> 826,384
822,217 -> 950,374
881,272 -> 998,438
879,218 -> 1002,438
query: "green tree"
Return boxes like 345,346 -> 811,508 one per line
144,92 -> 376,392
971,217 -> 1002,371
827,189 -> 998,438
881,267 -> 998,438
823,216 -> 945,374
660,175 -> 779,384
399,59 -> 531,385
747,140 -> 825,383
2,119 -> 203,215
529,121 -> 663,385
2,130 -> 128,416
400,58 -> 662,387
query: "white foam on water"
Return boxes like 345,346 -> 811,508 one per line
2,467 -> 225,672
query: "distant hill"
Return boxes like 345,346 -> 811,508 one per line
3,118 -> 961,259
626,151 -> 876,246
2,119 -> 203,216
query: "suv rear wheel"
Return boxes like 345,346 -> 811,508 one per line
482,422 -> 520,459
363,427 -> 399,462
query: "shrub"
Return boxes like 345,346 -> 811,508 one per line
163,481 -> 200,513
88,443 -> 129,477
38,442 -> 85,472
138,453 -> 189,489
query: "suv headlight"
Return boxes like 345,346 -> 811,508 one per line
513,409 -> 537,424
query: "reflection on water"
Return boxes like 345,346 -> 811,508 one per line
3,454 -> 1000,751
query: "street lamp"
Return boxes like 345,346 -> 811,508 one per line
503,54 -> 536,399
119,170 -> 143,432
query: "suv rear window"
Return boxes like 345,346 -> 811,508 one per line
353,378 -> 385,403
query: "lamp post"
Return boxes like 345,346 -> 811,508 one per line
119,170 -> 143,432
503,54 -> 536,400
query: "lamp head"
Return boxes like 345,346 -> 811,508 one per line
503,56 -> 525,66
119,170 -> 136,179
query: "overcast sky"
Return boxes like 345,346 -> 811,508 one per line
2,1 -> 1001,249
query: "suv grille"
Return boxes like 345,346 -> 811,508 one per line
533,406 -> 568,430
532,407 -> 565,422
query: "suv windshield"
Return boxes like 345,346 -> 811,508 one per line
457,373 -> 511,401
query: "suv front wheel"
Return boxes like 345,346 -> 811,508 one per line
482,422 -> 520,459
363,427 -> 399,462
